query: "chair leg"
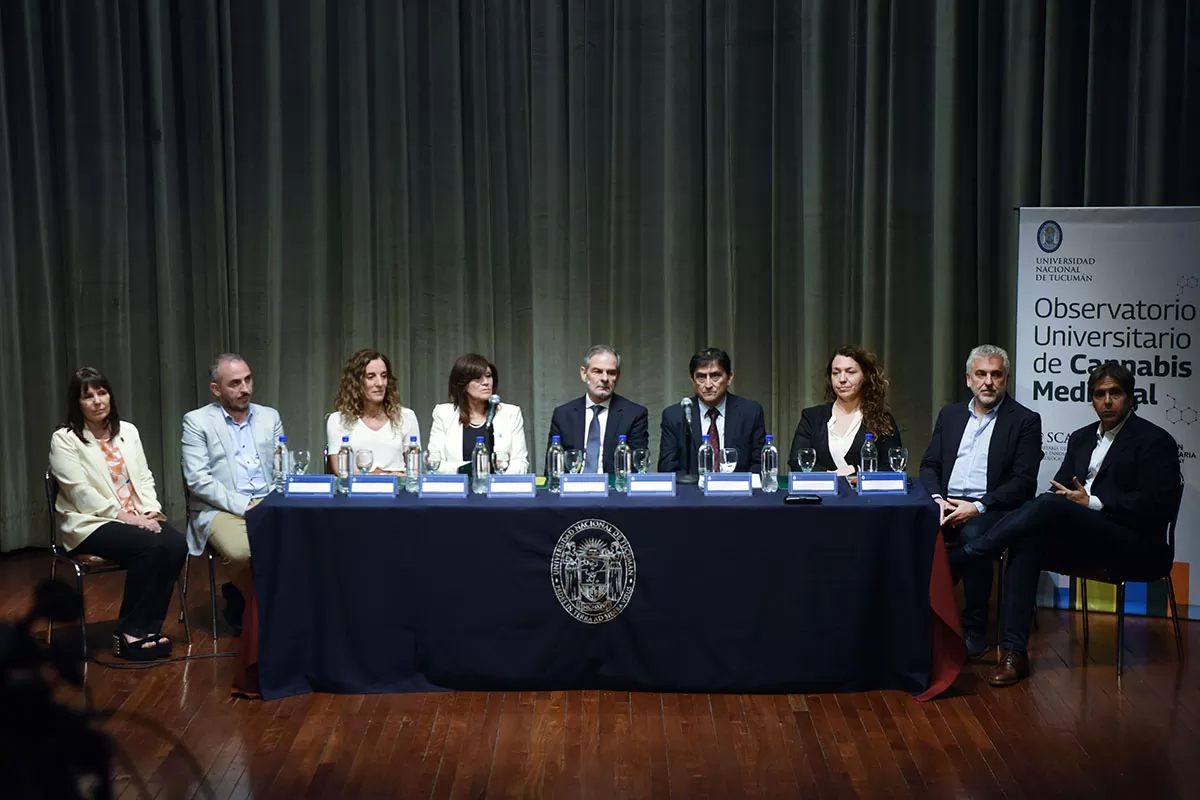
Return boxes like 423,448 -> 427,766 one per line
1166,574 -> 1185,662
47,558 -> 57,645
995,554 -> 1005,656
1080,578 -> 1090,653
178,571 -> 192,645
207,552 -> 218,643
179,557 -> 189,624
1116,582 -> 1126,676
74,564 -> 88,661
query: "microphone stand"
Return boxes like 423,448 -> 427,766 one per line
677,401 -> 699,485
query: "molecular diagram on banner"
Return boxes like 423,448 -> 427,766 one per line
1164,394 -> 1198,426
1178,274 -> 1198,298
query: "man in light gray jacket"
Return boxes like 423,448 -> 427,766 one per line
181,353 -> 284,633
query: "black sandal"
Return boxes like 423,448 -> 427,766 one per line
112,633 -> 172,661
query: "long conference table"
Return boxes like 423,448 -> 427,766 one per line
233,480 -> 964,701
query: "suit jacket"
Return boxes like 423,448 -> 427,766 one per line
428,402 -> 530,475
181,402 -> 284,555
546,394 -> 650,474
786,403 -> 903,473
1053,412 -> 1180,539
919,396 -> 1042,512
49,423 -> 163,551
657,393 -> 767,474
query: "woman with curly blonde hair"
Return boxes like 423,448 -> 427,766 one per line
325,349 -> 420,474
787,345 -> 902,475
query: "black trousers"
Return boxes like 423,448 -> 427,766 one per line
73,521 -> 188,638
953,509 -> 1012,635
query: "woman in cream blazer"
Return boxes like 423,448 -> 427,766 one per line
48,367 -> 187,660
427,354 -> 530,474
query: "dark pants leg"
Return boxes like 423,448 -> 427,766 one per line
955,511 -> 1011,636
999,494 -> 1169,652
74,521 -> 189,638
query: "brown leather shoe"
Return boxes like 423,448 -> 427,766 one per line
988,649 -> 1030,687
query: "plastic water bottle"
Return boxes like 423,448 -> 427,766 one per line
613,434 -> 631,493
546,435 -> 565,493
697,434 -> 715,484
860,432 -> 878,473
472,436 -> 490,494
404,435 -> 421,492
336,435 -> 352,494
273,435 -> 289,492
761,434 -> 779,493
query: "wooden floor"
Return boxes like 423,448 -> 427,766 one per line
3,550 -> 1198,799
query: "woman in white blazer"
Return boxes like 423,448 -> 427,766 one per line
326,348 -> 421,473
428,354 -> 530,474
48,367 -> 187,661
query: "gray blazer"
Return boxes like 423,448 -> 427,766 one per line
181,402 -> 284,555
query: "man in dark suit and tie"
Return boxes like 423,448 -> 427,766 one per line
547,345 -> 649,474
951,362 -> 1180,687
658,347 -> 767,475
920,344 -> 1043,659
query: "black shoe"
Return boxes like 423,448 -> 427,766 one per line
964,628 -> 989,660
221,582 -> 245,636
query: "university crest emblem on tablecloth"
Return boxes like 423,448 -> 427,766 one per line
551,519 -> 636,624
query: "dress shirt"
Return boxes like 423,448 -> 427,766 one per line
947,396 -> 1003,514
223,409 -> 269,497
1084,414 -> 1129,511
583,397 -> 612,473
697,395 -> 728,447
826,408 -> 863,471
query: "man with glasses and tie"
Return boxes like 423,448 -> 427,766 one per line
658,347 -> 767,475
547,345 -> 649,475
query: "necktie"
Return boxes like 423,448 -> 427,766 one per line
584,405 -> 602,472
707,407 -> 721,461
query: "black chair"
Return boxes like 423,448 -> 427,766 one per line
1052,476 -> 1186,676
46,469 -> 191,658
178,469 -> 219,643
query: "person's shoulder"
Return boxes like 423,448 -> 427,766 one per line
551,397 -> 582,416
326,410 -> 350,432
1127,413 -> 1177,447
500,402 -> 525,420
399,406 -> 419,423
183,403 -> 219,423
250,402 -> 280,419
729,393 -> 765,414
1003,396 -> 1039,419
49,426 -> 78,449
612,394 -> 647,414
800,403 -> 831,419
117,421 -> 141,439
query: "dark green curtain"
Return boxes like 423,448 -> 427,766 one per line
2,0 -> 1197,550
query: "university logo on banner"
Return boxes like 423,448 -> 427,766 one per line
550,519 -> 636,624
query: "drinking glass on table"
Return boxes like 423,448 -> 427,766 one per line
718,447 -> 738,473
354,448 -> 374,474
290,449 -> 310,475
888,446 -> 909,472
798,448 -> 818,472
565,449 -> 584,474
632,448 -> 650,474
424,450 -> 442,474
493,449 -> 510,474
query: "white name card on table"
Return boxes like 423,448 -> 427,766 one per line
488,473 -> 536,498
560,473 -> 609,496
349,474 -> 398,496
703,472 -> 753,496
285,474 -> 335,497
858,471 -> 908,495
788,472 -> 839,495
418,474 -> 469,498
628,472 -> 677,497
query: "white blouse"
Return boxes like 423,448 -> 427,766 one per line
826,408 -> 863,471
325,409 -> 421,472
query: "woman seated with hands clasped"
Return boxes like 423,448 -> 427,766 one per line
788,345 -> 902,476
326,349 -> 421,474
428,353 -> 530,474
48,367 -> 188,661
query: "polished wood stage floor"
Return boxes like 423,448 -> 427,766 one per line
2,549 -> 1197,799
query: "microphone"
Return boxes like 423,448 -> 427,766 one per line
681,397 -> 693,428
486,394 -> 501,427
678,398 -> 698,484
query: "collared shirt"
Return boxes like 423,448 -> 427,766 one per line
947,396 -> 1004,513
698,395 -> 729,448
224,409 -> 269,497
826,408 -> 863,471
582,397 -> 612,473
1084,413 -> 1130,511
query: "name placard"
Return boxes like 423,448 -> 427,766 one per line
703,472 -> 753,496
628,472 -> 677,497
488,473 -> 536,498
285,474 -> 335,497
858,471 -> 908,495
560,473 -> 609,496
349,474 -> 398,496
788,472 -> 839,495
418,474 -> 469,498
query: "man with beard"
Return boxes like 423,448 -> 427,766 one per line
181,354 -> 285,634
547,345 -> 649,474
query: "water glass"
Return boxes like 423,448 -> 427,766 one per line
424,450 -> 442,474
719,447 -> 738,473
799,448 -> 818,472
493,449 -> 510,474
354,448 -> 374,474
290,449 -> 310,475
888,446 -> 909,472
632,448 -> 650,473
565,449 -> 585,474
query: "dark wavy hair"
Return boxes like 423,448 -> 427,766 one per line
62,367 -> 121,443
333,349 -> 403,429
448,353 -> 499,425
823,345 -> 895,437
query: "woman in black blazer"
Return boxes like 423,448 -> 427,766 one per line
788,345 -> 902,474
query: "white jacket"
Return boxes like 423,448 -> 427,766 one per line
427,402 -> 530,475
49,423 -> 162,551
